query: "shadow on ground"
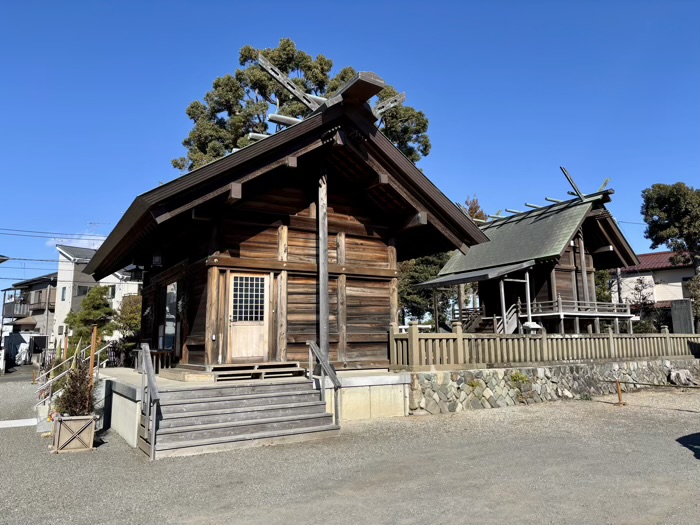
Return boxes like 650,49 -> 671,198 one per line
677,433 -> 700,460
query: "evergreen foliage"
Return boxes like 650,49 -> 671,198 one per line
594,270 -> 613,304
65,286 -> 115,345
641,182 -> 700,329
173,38 -> 431,171
54,358 -> 93,416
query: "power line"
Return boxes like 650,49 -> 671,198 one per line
0,232 -> 106,240
0,227 -> 108,237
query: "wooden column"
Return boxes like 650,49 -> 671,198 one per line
614,317 -> 620,334
594,317 -> 600,334
337,231 -> 347,363
318,172 -> 329,361
277,226 -> 288,361
387,237 -> 398,326
432,290 -> 439,331
574,317 -> 580,334
457,285 -> 464,323
550,267 -> 557,301
499,278 -> 507,334
524,270 -> 532,323
205,267 -> 219,366
578,234 -> 590,304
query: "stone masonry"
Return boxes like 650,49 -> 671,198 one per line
409,359 -> 700,415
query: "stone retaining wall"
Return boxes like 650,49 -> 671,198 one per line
409,359 -> 700,415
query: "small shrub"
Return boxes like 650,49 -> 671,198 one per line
580,393 -> 592,401
54,359 -> 94,416
510,371 -> 529,385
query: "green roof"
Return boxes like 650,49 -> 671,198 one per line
439,197 -> 598,276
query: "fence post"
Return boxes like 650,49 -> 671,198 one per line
408,321 -> 420,368
452,321 -> 465,364
661,325 -> 670,356
389,322 -> 398,365
607,326 -> 616,359
541,326 -> 548,362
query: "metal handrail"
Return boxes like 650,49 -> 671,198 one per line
306,341 -> 341,426
140,344 -> 160,461
35,344 -> 111,408
36,345 -> 90,384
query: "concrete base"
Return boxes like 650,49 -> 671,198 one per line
321,371 -> 410,421
35,404 -> 51,433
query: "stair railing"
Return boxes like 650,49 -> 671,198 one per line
306,341 -> 341,426
35,344 -> 111,409
140,344 -> 161,461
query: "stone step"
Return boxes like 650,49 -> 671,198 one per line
159,391 -> 321,414
148,423 -> 339,456
158,378 -> 314,400
153,401 -> 328,428
154,412 -> 334,444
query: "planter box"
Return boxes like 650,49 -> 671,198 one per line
52,415 -> 96,453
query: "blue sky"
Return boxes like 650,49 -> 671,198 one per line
1,0 -> 698,283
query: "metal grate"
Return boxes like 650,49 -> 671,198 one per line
232,276 -> 265,322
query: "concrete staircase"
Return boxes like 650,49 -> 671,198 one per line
138,376 -> 338,458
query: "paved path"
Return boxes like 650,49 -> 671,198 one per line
1,384 -> 700,524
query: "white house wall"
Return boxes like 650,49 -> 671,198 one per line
615,267 -> 694,306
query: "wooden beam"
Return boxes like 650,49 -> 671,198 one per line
278,225 -> 288,262
387,238 -> 397,270
205,255 -> 400,279
390,277 -> 398,325
401,211 -> 428,231
578,233 -> 590,303
277,271 -> 287,361
337,274 -> 347,363
336,232 -> 346,265
154,183 -> 242,224
318,171 -> 329,361
524,270 -> 532,324
285,156 -> 298,168
205,267 -> 219,367
593,245 -> 614,254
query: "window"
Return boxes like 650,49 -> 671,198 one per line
61,287 -> 66,301
231,276 -> 265,322
107,285 -> 116,299
58,325 -> 64,335
682,277 -> 692,298
77,286 -> 91,296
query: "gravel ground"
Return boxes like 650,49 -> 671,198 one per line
1,386 -> 700,525
0,366 -> 38,420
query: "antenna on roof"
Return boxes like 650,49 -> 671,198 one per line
560,166 -> 585,201
598,178 -> 611,192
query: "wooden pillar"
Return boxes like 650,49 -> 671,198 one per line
205,267 -> 220,366
574,317 -> 580,334
578,234 -> 590,304
457,284 -> 464,323
432,290 -> 439,331
318,172 -> 329,361
499,278 -> 507,334
89,325 -> 97,388
389,278 -> 398,325
628,319 -> 634,334
524,270 -> 532,323
277,225 -> 289,362
614,317 -> 620,334
594,317 -> 600,334
337,274 -> 347,364
550,266 -> 557,301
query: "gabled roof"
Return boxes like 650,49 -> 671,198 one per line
85,72 -> 488,279
11,272 -> 58,289
622,251 -> 693,273
438,191 -> 639,281
57,245 -> 96,262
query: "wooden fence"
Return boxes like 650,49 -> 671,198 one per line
389,321 -> 700,371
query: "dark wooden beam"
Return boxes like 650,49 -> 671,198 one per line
401,211 -> 428,231
154,182 -> 242,224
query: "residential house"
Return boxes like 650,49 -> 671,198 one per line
52,244 -> 141,350
614,251 -> 696,315
1,272 -> 57,356
423,191 -> 640,334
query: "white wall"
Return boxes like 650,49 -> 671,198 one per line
615,267 -> 694,306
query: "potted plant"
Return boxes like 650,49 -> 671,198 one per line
51,358 -> 97,453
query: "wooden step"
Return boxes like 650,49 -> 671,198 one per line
159,391 -> 321,414
155,412 -> 333,444
213,368 -> 306,382
208,362 -> 302,372
159,379 -> 314,400
153,401 -> 328,428
149,423 -> 339,455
